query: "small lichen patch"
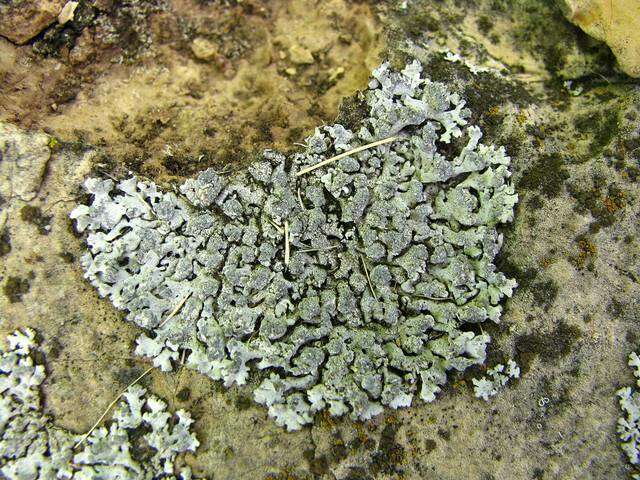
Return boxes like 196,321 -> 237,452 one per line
0,328 -> 200,479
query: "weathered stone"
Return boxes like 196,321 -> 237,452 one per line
561,0 -> 640,77
191,37 -> 218,61
0,0 -> 66,45
0,123 -> 51,201
289,44 -> 314,65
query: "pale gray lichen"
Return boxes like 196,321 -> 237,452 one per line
617,350 -> 640,478
0,328 -> 199,479
471,359 -> 520,401
71,60 -> 518,430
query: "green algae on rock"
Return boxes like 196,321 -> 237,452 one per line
70,61 -> 518,431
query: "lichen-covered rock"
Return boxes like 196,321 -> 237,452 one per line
0,328 -> 199,479
71,60 -> 518,430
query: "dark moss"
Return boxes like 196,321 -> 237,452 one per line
305,450 -> 330,476
46,337 -> 63,360
514,321 -> 582,374
176,387 -> 191,402
574,107 -> 619,155
0,229 -> 11,257
437,428 -> 450,441
127,423 -> 155,463
476,15 -> 494,35
424,438 -> 437,454
370,423 -> 405,475
531,279 -> 558,310
567,182 -> 625,232
3,276 -> 31,303
58,251 -> 76,264
607,299 -> 625,318
335,93 -> 369,132
234,393 -> 253,411
494,257 -> 538,291
20,205 -> 53,235
343,467 -> 374,480
518,154 -> 569,198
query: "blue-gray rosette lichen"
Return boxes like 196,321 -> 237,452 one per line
70,61 -> 518,430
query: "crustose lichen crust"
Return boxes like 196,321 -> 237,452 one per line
71,60 -> 518,430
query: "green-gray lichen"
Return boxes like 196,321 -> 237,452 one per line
0,328 -> 199,479
70,60 -> 518,430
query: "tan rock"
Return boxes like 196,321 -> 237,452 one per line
191,37 -> 218,61
561,0 -> 640,77
0,0 -> 66,45
57,1 -> 78,25
0,123 -> 51,202
289,44 -> 314,65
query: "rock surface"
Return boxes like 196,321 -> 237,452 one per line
0,0 -> 66,45
561,0 -> 640,77
0,122 -> 51,201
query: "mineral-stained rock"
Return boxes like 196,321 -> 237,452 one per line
0,122 -> 51,202
561,0 -> 640,77
0,0 -> 66,45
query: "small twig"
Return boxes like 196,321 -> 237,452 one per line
295,136 -> 400,176
157,291 -> 192,329
73,366 -> 154,450
360,254 -> 378,302
284,221 -> 290,266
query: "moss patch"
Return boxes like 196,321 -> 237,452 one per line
0,229 -> 11,257
514,321 -> 583,374
20,205 -> 53,235
518,154 -> 569,198
3,275 -> 31,303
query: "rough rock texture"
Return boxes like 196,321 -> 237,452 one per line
561,0 -> 640,77
71,61 -> 518,431
0,122 -> 51,202
0,0 -> 66,44
0,328 -> 200,479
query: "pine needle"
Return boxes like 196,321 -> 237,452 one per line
269,219 -> 283,234
297,244 -> 340,253
73,366 -> 154,450
157,291 -> 192,329
360,254 -> 378,301
284,220 -> 290,265
295,136 -> 400,176
297,187 -> 306,210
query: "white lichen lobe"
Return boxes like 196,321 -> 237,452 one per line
71,60 -> 518,430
